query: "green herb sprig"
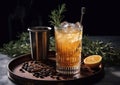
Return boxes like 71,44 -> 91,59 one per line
49,4 -> 66,27
82,36 -> 120,66
0,32 -> 30,57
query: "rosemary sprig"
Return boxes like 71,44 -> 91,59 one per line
49,4 -> 66,27
0,32 -> 30,57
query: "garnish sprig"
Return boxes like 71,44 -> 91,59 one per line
49,4 -> 66,27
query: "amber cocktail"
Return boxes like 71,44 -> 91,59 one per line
55,22 -> 83,74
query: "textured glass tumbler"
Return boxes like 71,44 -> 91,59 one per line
55,24 -> 83,75
28,26 -> 51,61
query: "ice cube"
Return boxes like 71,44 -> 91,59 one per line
60,21 -> 69,28
75,22 -> 81,28
59,21 -> 82,33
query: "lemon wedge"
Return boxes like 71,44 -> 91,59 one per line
83,55 -> 102,68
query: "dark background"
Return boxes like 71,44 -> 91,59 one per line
0,0 -> 120,47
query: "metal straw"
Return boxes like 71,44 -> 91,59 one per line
80,7 -> 86,24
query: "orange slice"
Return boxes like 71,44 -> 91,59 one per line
83,55 -> 102,68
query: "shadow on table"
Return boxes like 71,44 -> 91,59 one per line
98,66 -> 120,85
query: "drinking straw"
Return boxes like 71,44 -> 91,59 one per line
80,7 -> 86,24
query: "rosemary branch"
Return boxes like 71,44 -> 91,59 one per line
49,4 -> 66,27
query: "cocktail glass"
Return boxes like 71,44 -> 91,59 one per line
55,22 -> 83,74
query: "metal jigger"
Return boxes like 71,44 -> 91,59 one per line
28,26 -> 51,61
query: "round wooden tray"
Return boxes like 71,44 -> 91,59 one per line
7,52 -> 104,85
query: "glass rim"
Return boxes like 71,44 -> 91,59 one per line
54,26 -> 83,31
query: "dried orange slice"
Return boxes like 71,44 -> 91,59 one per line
83,55 -> 102,68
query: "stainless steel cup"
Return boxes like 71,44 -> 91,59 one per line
28,26 -> 51,61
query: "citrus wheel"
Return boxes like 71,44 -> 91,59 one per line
83,55 -> 102,68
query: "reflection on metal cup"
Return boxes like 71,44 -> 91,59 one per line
28,26 -> 51,61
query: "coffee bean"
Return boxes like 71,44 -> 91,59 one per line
39,76 -> 44,78
19,69 -> 25,73
56,76 -> 62,80
33,73 -> 40,78
50,75 -> 56,79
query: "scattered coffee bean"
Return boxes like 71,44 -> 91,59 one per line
56,76 -> 61,80
50,75 -> 56,79
19,68 -> 25,73
33,73 -> 40,78
39,76 -> 44,78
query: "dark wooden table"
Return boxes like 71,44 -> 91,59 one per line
0,36 -> 120,85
